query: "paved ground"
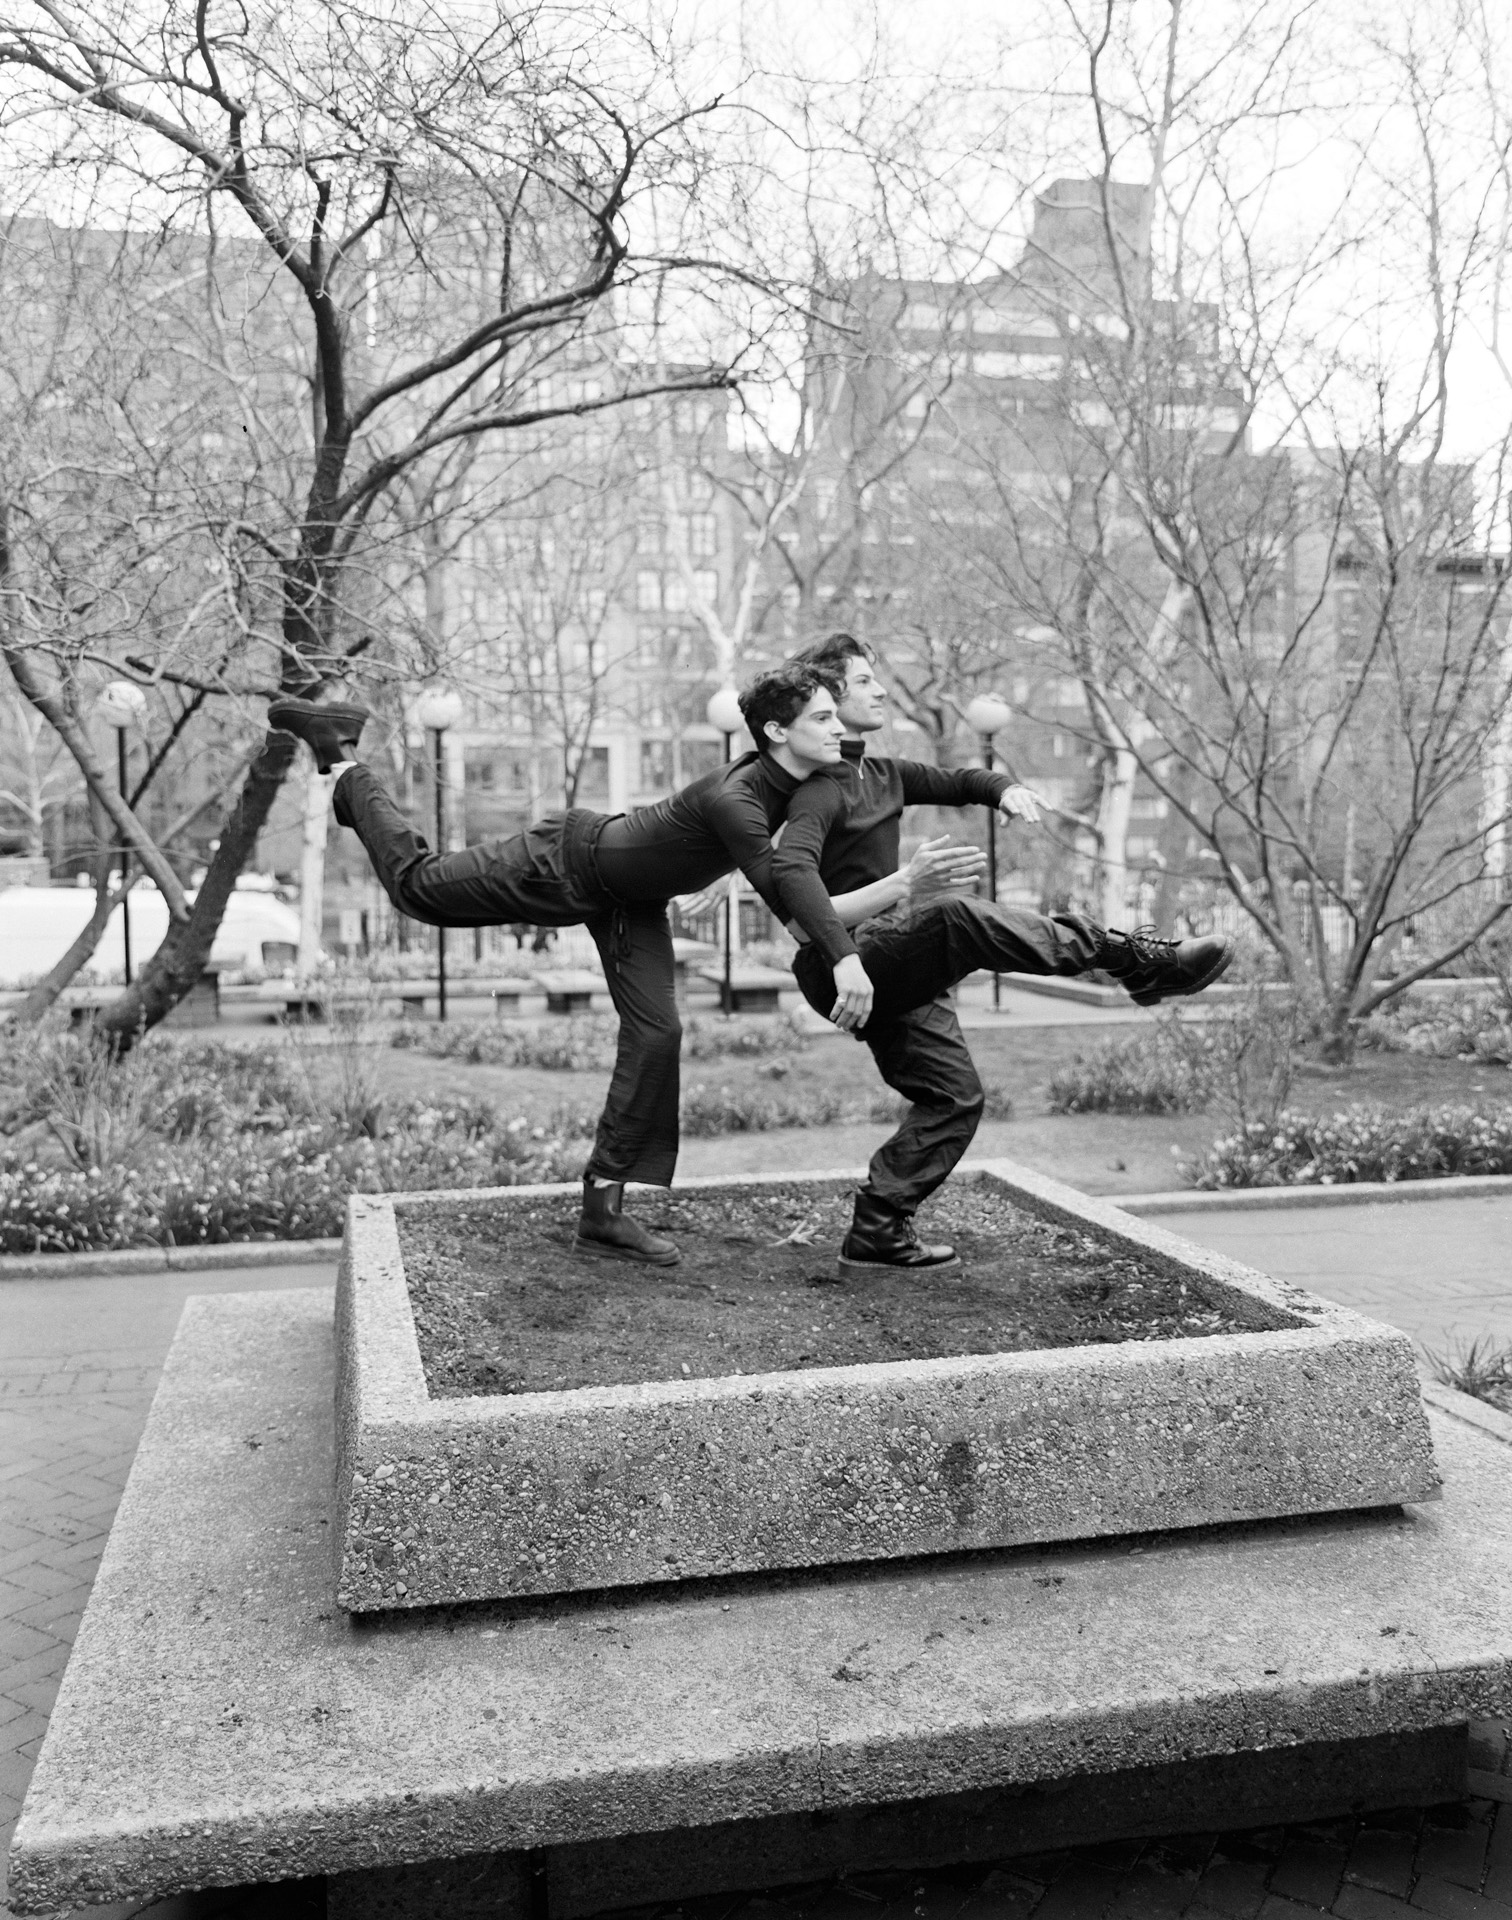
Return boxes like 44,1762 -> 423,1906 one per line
1150,1196 -> 1512,1356
0,1264 -> 333,1920
2,1197 -> 1509,1920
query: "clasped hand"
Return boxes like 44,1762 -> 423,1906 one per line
829,952 -> 874,1033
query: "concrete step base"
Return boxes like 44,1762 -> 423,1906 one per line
324,1726 -> 1469,1920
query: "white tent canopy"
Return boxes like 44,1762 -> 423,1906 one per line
0,882 -> 307,988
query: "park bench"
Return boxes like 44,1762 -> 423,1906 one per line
490,979 -> 532,1015
536,967 -> 604,1013
697,961 -> 792,1013
161,969 -> 221,1028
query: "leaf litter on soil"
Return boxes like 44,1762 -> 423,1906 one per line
398,1181 -> 1265,1399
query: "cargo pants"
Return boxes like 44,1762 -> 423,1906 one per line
792,895 -> 1104,1214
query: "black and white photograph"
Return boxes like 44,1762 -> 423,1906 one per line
1,1 -> 1510,1915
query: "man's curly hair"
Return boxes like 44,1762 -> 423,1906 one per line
738,664 -> 841,752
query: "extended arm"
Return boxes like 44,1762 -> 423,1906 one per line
898,760 -> 1010,810
899,759 -> 1044,827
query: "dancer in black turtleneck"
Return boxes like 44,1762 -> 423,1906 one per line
774,635 -> 1234,1275
270,668 -> 854,1269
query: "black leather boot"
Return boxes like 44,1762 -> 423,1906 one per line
838,1191 -> 959,1276
572,1179 -> 680,1267
267,696 -> 372,774
1096,926 -> 1234,1008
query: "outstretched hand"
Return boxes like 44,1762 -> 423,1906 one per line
829,952 -> 875,1033
999,784 -> 1046,824
904,833 -> 987,902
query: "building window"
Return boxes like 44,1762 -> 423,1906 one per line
635,570 -> 662,612
688,512 -> 717,559
663,573 -> 689,613
636,520 -> 662,556
692,568 -> 718,605
576,746 -> 611,803
640,738 -> 672,791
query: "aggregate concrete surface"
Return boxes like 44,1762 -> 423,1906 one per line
334,1167 -> 1437,1611
10,1288 -> 1512,1915
2,1200 -> 1510,1920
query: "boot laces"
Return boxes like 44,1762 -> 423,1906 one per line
1123,924 -> 1180,967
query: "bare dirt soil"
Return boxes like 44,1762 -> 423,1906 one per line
399,1180 -> 1259,1398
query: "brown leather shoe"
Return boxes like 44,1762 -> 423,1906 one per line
571,1179 -> 680,1267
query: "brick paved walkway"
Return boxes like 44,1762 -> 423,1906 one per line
2,1238 -> 1509,1920
1,1265 -> 333,1920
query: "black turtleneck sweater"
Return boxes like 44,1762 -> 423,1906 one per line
594,750 -> 848,948
770,739 -> 1010,965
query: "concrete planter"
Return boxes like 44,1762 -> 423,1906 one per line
333,1160 -> 1439,1613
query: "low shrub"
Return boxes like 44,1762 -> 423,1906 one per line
678,1079 -> 1013,1136
1047,994 -> 1305,1128
0,1101 -> 593,1254
390,1017 -> 617,1070
679,1082 -> 853,1136
1185,1101 -> 1512,1189
1359,992 -> 1512,1065
389,1010 -> 813,1070
1047,1028 -> 1205,1115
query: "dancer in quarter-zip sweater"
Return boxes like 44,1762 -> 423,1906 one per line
270,668 -> 864,1269
773,634 -> 1234,1275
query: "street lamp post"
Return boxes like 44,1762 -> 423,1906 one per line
97,681 -> 147,986
965,692 -> 1013,1011
706,684 -> 744,1014
416,687 -> 465,1021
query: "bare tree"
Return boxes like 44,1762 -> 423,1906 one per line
922,1 -> 1512,1052
1,0 -> 751,1037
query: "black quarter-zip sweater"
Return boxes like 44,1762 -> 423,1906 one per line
594,750 -> 851,950
771,738 -> 1009,965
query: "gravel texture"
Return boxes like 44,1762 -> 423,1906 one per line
398,1181 -> 1251,1397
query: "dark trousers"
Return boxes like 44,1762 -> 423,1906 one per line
793,896 -> 1104,1213
334,765 -> 681,1187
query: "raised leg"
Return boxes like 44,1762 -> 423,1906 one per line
331,763 -> 579,928
794,897 -> 1230,1026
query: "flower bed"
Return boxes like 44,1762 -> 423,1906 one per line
1187,1101 -> 1512,1188
0,1030 -> 589,1254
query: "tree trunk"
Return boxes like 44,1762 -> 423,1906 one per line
93,731 -> 298,1047
1096,742 -> 1137,927
11,838 -> 118,1024
297,763 -> 329,983
1318,994 -> 1358,1066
